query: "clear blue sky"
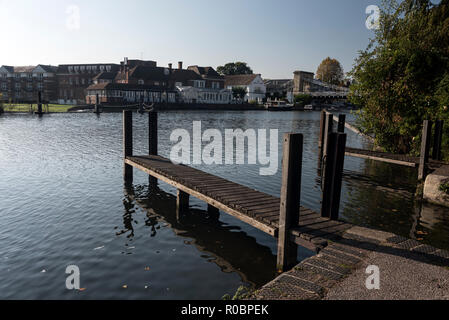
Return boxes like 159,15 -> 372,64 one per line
0,0 -> 382,78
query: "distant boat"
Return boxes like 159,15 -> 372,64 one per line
265,101 -> 293,111
304,104 -> 313,111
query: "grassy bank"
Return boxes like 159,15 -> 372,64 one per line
3,103 -> 75,113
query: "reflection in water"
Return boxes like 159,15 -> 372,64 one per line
122,184 -> 278,288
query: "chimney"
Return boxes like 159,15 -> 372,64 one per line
168,63 -> 173,70
178,61 -> 183,70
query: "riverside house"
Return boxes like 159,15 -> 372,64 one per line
224,74 -> 267,103
86,60 -> 232,105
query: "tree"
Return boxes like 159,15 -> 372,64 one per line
349,0 -> 449,155
316,57 -> 344,85
217,62 -> 253,76
232,87 -> 247,100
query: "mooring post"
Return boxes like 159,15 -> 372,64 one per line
432,120 -> 444,161
176,190 -> 190,221
322,113 -> 334,163
338,114 -> 346,133
319,110 -> 326,149
277,133 -> 303,272
123,110 -> 133,185
321,132 -> 347,220
149,111 -> 158,156
95,94 -> 100,114
37,91 -> 43,114
418,120 -> 432,181
207,204 -> 220,220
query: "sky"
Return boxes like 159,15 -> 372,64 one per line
0,0 -> 383,79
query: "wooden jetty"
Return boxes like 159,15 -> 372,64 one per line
122,110 -> 351,272
320,110 -> 447,180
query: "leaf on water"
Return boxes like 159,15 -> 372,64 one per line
122,285 -> 128,289
79,288 -> 86,292
417,231 -> 428,235
144,267 -> 150,271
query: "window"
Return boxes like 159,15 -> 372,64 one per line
212,82 -> 220,89
1,83 -> 6,90
138,80 -> 144,85
15,83 -> 20,90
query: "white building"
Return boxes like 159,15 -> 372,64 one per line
176,85 -> 232,104
224,74 -> 267,103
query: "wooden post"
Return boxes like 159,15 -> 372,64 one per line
432,120 -> 444,161
149,111 -> 158,156
277,133 -> 303,272
338,114 -> 346,133
322,113 -> 334,163
123,110 -> 133,184
418,120 -> 432,181
95,94 -> 100,114
37,91 -> 43,114
321,132 -> 347,220
208,204 -> 220,220
318,110 -> 326,149
176,190 -> 190,220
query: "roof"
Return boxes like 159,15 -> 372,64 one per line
93,72 -> 118,81
224,74 -> 259,86
188,66 -> 223,80
12,66 -> 36,73
57,63 -> 119,73
0,66 -> 14,73
86,82 -> 174,91
35,65 -> 58,73
115,66 -> 170,82
170,69 -> 203,83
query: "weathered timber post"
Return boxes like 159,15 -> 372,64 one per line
37,91 -> 43,115
176,190 -> 190,221
148,110 -> 158,186
418,120 -> 432,181
277,133 -> 303,272
207,204 -> 220,220
338,114 -> 346,133
322,113 -> 334,164
318,110 -> 326,149
432,120 -> 444,161
149,111 -> 158,156
321,132 -> 347,220
95,94 -> 100,114
123,110 -> 133,185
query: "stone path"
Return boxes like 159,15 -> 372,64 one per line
251,226 -> 449,300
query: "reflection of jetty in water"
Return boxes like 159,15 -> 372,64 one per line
122,183 -> 278,288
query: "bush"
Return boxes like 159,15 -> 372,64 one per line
349,0 -> 449,157
439,182 -> 449,195
248,100 -> 258,105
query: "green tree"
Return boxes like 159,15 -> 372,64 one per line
316,57 -> 344,85
217,62 -> 253,76
349,0 -> 449,155
232,87 -> 247,100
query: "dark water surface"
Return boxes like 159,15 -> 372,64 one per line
0,111 -> 448,300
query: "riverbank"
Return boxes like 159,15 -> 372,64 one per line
250,225 -> 449,300
2,103 -> 75,113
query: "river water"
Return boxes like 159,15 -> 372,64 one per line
0,110 -> 448,299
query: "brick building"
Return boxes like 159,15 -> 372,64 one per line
0,65 -> 58,103
57,63 -> 120,104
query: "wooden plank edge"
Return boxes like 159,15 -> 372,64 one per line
125,158 -> 278,237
